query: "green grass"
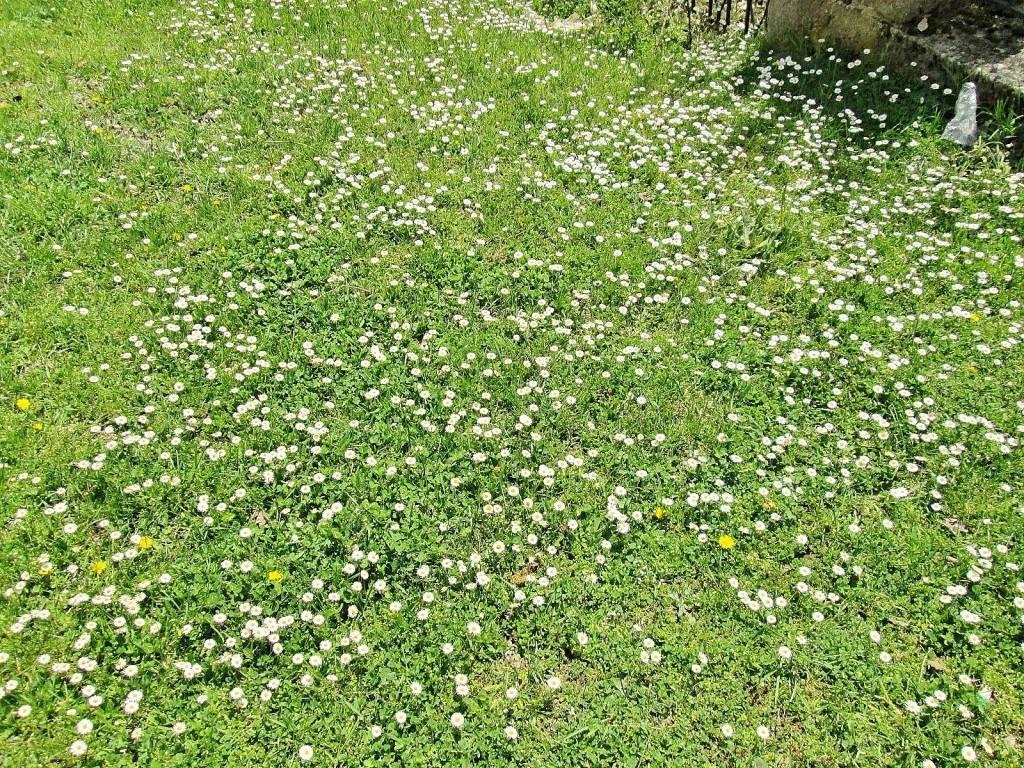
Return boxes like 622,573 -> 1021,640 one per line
1,0 -> 1023,766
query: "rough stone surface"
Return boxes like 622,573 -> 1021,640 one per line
524,7 -> 598,33
766,0 -> 1024,100
766,0 -> 950,50
916,2 -> 1024,97
868,0 -> 946,26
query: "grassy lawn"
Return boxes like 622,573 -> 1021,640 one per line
1,0 -> 1023,765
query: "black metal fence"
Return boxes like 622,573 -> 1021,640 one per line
660,0 -> 768,35
700,0 -> 769,34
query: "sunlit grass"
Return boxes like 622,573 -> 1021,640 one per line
1,0 -> 1023,765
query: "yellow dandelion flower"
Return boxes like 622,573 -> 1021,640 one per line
138,537 -> 154,549
92,561 -> 108,575
718,535 -> 736,550
182,184 -> 192,192
268,570 -> 283,582
654,507 -> 666,519
32,423 -> 42,431
15,398 -> 30,411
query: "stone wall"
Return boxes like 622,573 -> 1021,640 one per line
766,0 -> 951,52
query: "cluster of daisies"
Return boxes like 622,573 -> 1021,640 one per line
2,0 -> 1023,764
